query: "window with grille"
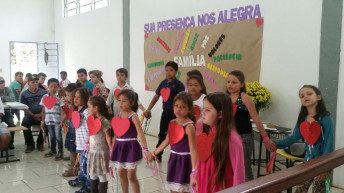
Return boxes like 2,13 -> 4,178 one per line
63,0 -> 109,17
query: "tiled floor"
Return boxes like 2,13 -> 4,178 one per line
0,131 -> 343,193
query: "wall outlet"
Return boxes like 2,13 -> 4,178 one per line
0,68 -> 2,72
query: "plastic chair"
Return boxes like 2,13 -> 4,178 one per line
273,149 -> 304,193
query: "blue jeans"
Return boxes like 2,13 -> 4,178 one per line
47,124 -> 63,153
77,150 -> 90,189
240,133 -> 254,182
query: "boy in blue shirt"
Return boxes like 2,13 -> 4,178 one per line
77,68 -> 94,91
144,61 -> 185,161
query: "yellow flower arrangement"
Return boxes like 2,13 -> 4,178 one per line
246,81 -> 272,112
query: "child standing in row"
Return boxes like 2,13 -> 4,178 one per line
87,96 -> 113,193
68,87 -> 92,193
187,75 -> 206,122
153,92 -> 198,192
77,68 -> 94,91
110,89 -> 152,193
191,92 -> 245,193
41,78 -> 65,160
274,85 -> 334,192
144,61 -> 185,162
227,70 -> 276,181
89,70 -> 108,100
62,83 -> 82,177
106,68 -> 146,116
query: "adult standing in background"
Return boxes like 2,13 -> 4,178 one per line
9,71 -> 23,121
21,74 -> 47,153
38,72 -> 48,90
9,71 -> 23,102
59,71 -> 71,88
20,73 -> 33,102
22,73 -> 32,88
0,76 -> 16,149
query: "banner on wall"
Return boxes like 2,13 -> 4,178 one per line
144,18 -> 264,93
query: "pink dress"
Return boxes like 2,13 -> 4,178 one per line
196,129 -> 245,193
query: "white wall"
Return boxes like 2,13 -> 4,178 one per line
130,0 -> 322,136
0,0 -> 55,83
54,0 -> 123,88
332,2 -> 344,188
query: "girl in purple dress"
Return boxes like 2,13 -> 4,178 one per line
110,89 -> 153,193
153,91 -> 198,193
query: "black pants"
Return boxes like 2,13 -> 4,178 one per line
156,110 -> 176,157
22,115 -> 43,147
1,110 -> 16,145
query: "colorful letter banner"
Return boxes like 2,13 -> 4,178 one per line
144,18 -> 264,92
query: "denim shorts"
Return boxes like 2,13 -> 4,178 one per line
0,127 -> 10,135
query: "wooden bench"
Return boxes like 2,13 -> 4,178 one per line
0,126 -> 28,164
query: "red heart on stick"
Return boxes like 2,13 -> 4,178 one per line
194,105 -> 201,120
256,18 -> 264,27
114,89 -> 121,98
168,121 -> 185,146
233,103 -> 237,116
93,87 -> 98,96
111,116 -> 130,137
160,88 -> 171,102
300,121 -> 321,146
197,133 -> 215,162
43,96 -> 57,109
71,112 -> 81,129
87,116 -> 102,136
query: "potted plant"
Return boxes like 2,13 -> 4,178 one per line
246,81 -> 272,112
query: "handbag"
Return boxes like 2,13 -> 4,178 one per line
285,142 -> 306,158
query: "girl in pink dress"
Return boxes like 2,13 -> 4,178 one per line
191,92 -> 245,193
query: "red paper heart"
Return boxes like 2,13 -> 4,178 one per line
256,18 -> 264,27
194,105 -> 201,120
300,121 -> 321,146
87,116 -> 102,136
111,116 -> 130,137
145,84 -> 149,91
233,103 -> 237,116
144,33 -> 148,39
93,87 -> 98,96
196,133 -> 215,162
43,96 -> 57,109
71,112 -> 81,129
160,87 -> 171,102
114,89 -> 121,98
168,121 -> 185,146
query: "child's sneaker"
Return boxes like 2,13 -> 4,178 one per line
55,152 -> 63,161
75,185 -> 90,193
44,151 -> 56,158
68,178 -> 83,187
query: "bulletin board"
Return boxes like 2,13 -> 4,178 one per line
144,18 -> 264,92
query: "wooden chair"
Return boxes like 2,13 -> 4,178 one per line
31,125 -> 50,148
0,126 -> 27,164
